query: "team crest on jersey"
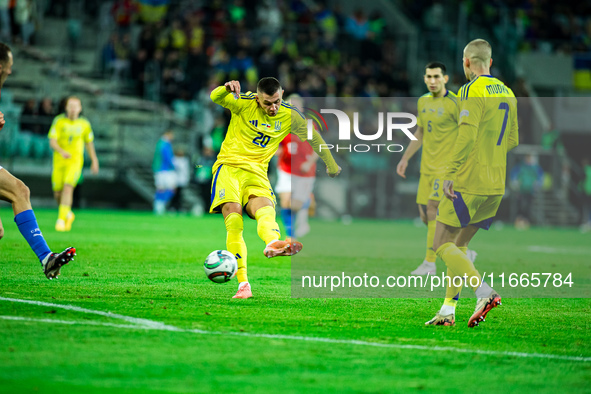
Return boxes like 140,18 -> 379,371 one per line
219,188 -> 225,199
274,121 -> 282,131
249,120 -> 258,127
437,107 -> 444,116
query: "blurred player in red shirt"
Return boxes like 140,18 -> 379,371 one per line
275,94 -> 318,239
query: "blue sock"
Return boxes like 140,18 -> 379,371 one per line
281,208 -> 293,237
14,210 -> 51,263
155,190 -> 174,202
163,189 -> 175,202
155,190 -> 166,201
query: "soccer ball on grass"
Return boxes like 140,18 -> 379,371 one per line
204,250 -> 237,283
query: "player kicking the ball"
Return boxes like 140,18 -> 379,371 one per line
210,77 -> 340,299
426,39 -> 518,327
397,61 -> 477,276
0,42 -> 75,279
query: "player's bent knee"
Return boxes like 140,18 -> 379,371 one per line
426,202 -> 439,221
433,239 -> 443,252
433,222 -> 459,252
14,179 -> 30,202
221,202 -> 242,217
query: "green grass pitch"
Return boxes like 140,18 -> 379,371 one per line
0,207 -> 590,393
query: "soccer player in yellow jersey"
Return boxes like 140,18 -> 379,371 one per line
210,77 -> 341,299
426,39 -> 519,327
0,42 -> 75,279
49,96 -> 99,232
397,62 -> 476,275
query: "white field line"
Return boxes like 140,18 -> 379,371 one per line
528,246 -> 589,255
0,296 -> 173,329
0,315 -> 142,330
1,297 -> 590,363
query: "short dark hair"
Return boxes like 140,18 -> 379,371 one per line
257,77 -> 281,95
425,61 -> 447,75
0,42 -> 11,66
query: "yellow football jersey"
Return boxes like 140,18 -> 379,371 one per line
48,116 -> 94,164
416,91 -> 459,175
445,75 -> 519,195
210,86 -> 337,179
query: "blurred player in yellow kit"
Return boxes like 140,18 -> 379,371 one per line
210,77 -> 341,299
397,62 -> 476,275
427,39 -> 519,327
49,97 -> 99,232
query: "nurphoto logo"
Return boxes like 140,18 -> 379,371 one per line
305,108 -> 417,153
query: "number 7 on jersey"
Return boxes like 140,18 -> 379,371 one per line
497,102 -> 509,146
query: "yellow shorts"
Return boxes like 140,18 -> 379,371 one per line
52,162 -> 82,191
209,165 -> 276,217
437,192 -> 502,230
416,173 -> 443,205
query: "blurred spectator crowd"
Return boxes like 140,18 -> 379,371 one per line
96,0 -> 416,185
0,0 -> 38,46
20,96 -> 60,136
403,0 -> 591,54
101,0 -> 410,106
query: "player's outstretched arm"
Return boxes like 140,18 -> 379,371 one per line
292,126 -> 340,177
210,81 -> 246,113
396,126 -> 424,178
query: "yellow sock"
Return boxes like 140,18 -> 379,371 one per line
225,213 -> 248,283
444,268 -> 463,307
425,220 -> 436,263
255,206 -> 280,245
58,205 -> 71,222
436,242 -> 481,292
444,247 -> 469,306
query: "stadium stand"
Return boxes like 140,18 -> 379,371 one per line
0,0 -> 589,225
